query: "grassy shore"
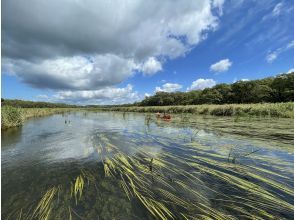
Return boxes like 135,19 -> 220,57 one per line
1,106 -> 73,129
2,102 -> 293,129
98,102 -> 294,118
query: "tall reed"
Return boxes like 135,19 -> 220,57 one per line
98,102 -> 294,118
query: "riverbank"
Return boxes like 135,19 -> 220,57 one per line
2,102 -> 293,129
98,102 -> 294,118
1,106 -> 74,129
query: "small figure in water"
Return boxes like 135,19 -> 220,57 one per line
162,112 -> 171,120
65,120 -> 67,124
156,112 -> 161,118
155,112 -> 171,120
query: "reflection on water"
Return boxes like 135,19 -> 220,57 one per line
1,112 -> 294,219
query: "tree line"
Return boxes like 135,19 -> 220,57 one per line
138,72 -> 294,106
1,72 -> 293,108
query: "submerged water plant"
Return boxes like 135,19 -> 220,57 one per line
4,112 -> 294,219
32,186 -> 60,220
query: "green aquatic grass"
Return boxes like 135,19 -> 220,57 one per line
7,114 -> 294,219
97,102 -> 294,118
72,175 -> 84,205
32,186 -> 60,220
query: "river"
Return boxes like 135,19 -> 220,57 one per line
2,112 -> 294,219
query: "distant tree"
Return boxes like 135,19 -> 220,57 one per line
231,81 -> 258,103
271,73 -> 294,102
199,88 -> 223,104
251,84 -> 272,102
214,84 -> 233,103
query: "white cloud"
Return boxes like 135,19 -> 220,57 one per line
155,83 -> 183,93
36,94 -> 49,99
210,58 -> 232,73
233,78 -> 249,83
54,84 -> 140,105
286,40 -> 294,49
4,55 -> 137,90
266,40 -> 294,63
2,0 -> 226,104
139,57 -> 162,76
4,54 -> 165,90
187,78 -> 216,91
3,1 -> 224,87
213,0 -> 225,15
266,52 -> 278,63
287,68 -> 294,74
272,2 -> 283,16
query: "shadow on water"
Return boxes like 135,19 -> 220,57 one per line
1,112 -> 294,219
1,126 -> 23,148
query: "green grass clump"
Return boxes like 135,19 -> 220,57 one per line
1,106 -> 24,129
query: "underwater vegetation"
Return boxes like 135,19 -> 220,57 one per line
6,125 -> 293,220
1,112 -> 293,219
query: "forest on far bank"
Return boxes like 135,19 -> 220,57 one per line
1,72 -> 293,108
137,72 -> 294,106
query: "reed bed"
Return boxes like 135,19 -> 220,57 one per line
14,126 -> 293,220
1,106 -> 24,129
99,102 -> 294,118
1,107 -> 74,129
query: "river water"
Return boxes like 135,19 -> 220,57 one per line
2,112 -> 294,219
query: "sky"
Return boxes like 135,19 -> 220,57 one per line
1,0 -> 294,105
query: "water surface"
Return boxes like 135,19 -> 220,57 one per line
2,112 -> 294,219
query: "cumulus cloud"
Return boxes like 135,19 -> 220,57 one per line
139,57 -> 162,76
54,84 -> 140,105
155,83 -> 183,93
2,0 -> 225,103
210,58 -> 232,73
3,55 -> 137,90
187,78 -> 216,91
287,68 -> 294,74
266,40 -> 294,63
3,0 -> 223,61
